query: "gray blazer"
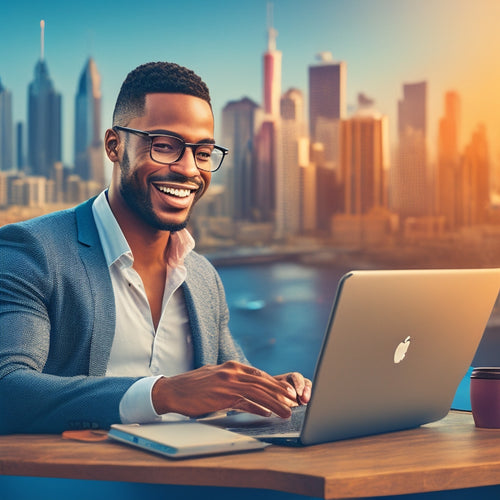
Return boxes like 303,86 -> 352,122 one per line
0,198 -> 247,434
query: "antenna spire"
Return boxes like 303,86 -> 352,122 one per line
40,20 -> 45,60
267,2 -> 277,51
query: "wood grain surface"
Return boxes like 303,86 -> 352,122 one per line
1,411 -> 500,499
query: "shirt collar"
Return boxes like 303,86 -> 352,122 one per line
166,227 -> 195,268
92,190 -> 131,268
92,190 -> 195,269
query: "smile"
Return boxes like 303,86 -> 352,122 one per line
156,186 -> 192,198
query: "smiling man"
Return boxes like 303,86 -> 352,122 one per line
0,62 -> 311,434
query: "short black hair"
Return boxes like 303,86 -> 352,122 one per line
112,61 -> 211,126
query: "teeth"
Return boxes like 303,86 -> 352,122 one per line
156,186 -> 191,198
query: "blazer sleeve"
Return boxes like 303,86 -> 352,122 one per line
0,217 -> 139,434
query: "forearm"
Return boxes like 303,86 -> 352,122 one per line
0,368 -> 139,434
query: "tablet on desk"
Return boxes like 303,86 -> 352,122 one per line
108,420 -> 269,459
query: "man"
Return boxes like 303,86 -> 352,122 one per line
0,62 -> 311,434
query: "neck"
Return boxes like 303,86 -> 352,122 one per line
106,186 -> 170,266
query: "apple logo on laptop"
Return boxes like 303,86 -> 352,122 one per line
394,336 -> 411,364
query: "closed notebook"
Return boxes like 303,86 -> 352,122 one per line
108,420 -> 269,459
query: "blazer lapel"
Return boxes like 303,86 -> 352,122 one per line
75,199 -> 116,376
182,281 -> 210,368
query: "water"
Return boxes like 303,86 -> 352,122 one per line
215,261 -> 348,380
215,260 -> 473,410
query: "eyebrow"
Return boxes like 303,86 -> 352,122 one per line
147,129 -> 216,144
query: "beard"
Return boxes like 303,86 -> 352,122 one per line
119,148 -> 197,232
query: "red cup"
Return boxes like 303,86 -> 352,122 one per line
470,367 -> 500,429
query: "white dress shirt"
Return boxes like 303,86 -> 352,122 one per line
92,191 -> 195,423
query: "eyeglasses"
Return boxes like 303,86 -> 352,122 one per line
113,126 -> 228,172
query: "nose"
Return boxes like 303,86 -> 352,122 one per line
170,146 -> 200,177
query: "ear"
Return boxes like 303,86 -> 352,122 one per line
104,128 -> 120,162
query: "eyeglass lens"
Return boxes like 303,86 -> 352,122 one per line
151,135 -> 223,172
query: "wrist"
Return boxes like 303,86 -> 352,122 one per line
151,376 -> 175,415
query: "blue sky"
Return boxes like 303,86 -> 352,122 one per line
2,0 -> 500,165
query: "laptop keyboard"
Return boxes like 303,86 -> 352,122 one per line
226,405 -> 306,437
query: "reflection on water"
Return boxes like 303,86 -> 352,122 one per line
215,262 -> 348,379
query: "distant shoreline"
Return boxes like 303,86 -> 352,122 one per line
205,242 -> 500,270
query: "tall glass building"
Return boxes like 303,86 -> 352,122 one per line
394,81 -> 429,218
27,59 -> 62,178
74,58 -> 104,185
0,78 -> 13,171
308,54 -> 346,171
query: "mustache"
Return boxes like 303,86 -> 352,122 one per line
149,172 -> 204,189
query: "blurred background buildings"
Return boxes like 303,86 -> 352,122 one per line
0,7 -> 498,268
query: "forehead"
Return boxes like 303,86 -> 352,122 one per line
129,93 -> 214,141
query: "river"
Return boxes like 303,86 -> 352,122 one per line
215,261 -> 351,380
214,260 -> 481,410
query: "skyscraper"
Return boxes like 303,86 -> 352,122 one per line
253,120 -> 277,223
437,91 -> 461,229
340,109 -> 388,215
27,21 -> 62,178
0,78 -> 13,171
301,144 -> 320,233
262,3 -> 281,117
253,5 -> 282,224
398,81 -> 427,137
74,57 -> 104,185
221,97 -> 260,220
16,122 -> 25,169
308,52 -> 346,170
460,124 -> 490,226
275,88 -> 308,238
393,81 -> 429,218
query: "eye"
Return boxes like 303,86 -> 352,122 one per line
195,145 -> 214,162
151,136 -> 180,153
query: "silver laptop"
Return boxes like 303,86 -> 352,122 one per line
210,268 -> 500,446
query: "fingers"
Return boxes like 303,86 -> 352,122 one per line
231,396 -> 292,418
221,364 -> 310,414
238,385 -> 295,418
230,364 -> 294,400
226,363 -> 298,417
289,372 -> 312,404
276,372 -> 313,404
299,378 -> 312,404
152,361 -> 299,419
232,397 -> 272,416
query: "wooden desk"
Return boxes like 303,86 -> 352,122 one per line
1,411 -> 500,499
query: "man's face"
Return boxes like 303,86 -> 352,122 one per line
116,93 -> 213,232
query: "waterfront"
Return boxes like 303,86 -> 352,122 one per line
215,261 -> 349,379
214,259 -> 500,411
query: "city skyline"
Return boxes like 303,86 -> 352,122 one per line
1,0 -> 500,169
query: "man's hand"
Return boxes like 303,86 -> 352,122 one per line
151,361 -> 300,418
274,372 -> 312,405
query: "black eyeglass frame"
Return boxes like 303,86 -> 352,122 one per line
113,125 -> 228,172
